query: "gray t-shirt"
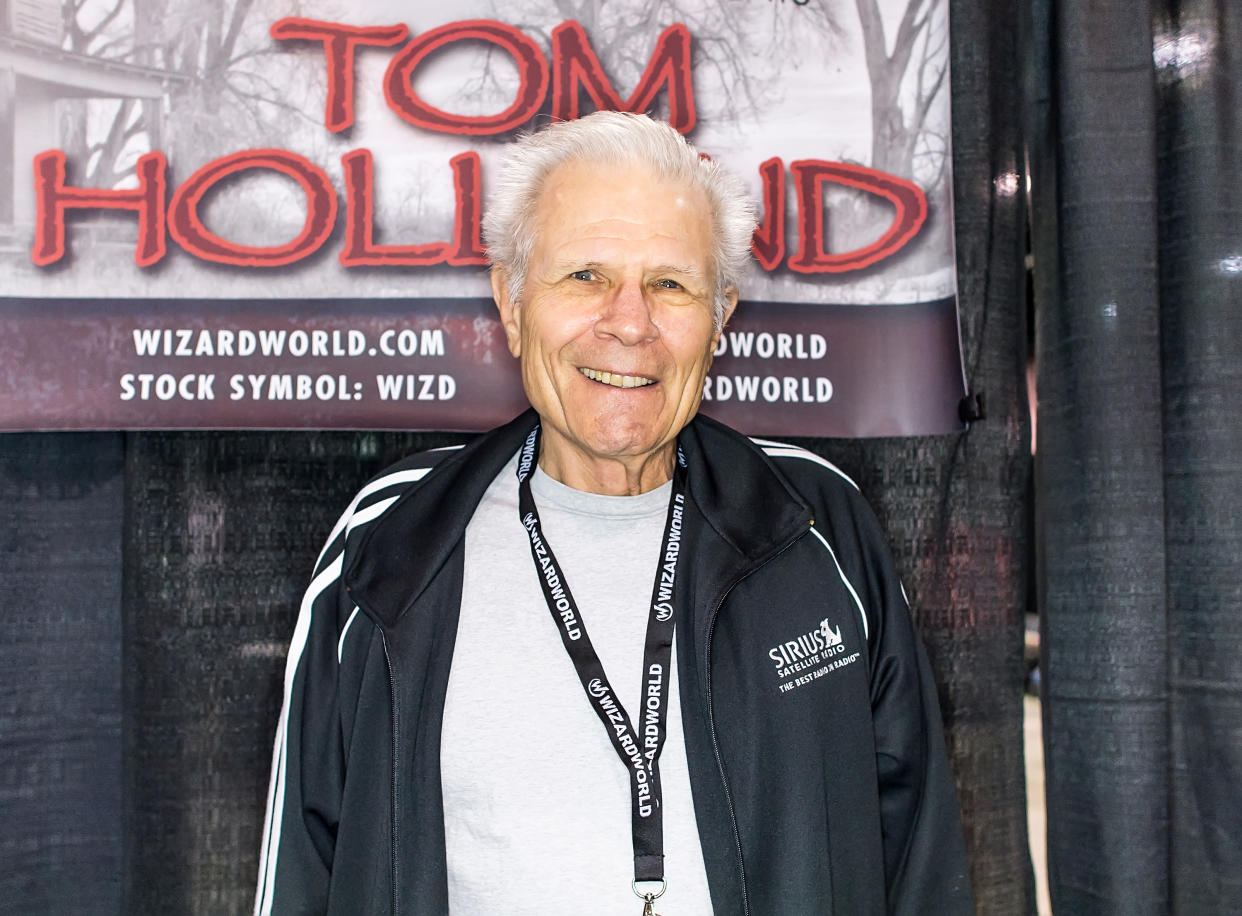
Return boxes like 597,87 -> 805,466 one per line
441,453 -> 714,914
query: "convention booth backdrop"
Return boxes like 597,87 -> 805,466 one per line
0,0 -> 1038,912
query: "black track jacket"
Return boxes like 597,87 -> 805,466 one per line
256,410 -> 973,915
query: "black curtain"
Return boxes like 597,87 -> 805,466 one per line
0,0 -> 1036,912
1028,0 -> 1242,912
0,433 -> 125,913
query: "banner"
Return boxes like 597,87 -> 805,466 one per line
0,0 -> 966,435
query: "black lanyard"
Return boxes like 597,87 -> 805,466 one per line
515,424 -> 687,889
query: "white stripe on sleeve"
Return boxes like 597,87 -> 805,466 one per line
345,495 -> 398,535
258,464 -> 433,912
809,526 -> 869,641
338,607 -> 361,665
255,553 -> 343,915
315,467 -> 431,567
754,441 -> 859,491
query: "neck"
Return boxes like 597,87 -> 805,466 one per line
537,440 -> 675,496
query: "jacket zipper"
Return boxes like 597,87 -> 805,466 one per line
382,633 -> 399,915
705,527 -> 809,916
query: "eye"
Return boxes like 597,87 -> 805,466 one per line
654,278 -> 684,291
569,269 -> 595,281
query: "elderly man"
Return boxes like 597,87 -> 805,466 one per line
256,111 -> 971,915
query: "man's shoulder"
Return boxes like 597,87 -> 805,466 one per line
346,444 -> 469,515
686,415 -> 871,542
744,437 -> 877,538
743,436 -> 890,540
366,443 -> 469,487
313,444 -> 473,575
335,414 -> 532,557
746,436 -> 859,494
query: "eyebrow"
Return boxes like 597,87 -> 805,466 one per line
551,260 -> 606,273
550,260 -> 707,280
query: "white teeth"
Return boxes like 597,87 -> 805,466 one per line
580,367 -> 655,389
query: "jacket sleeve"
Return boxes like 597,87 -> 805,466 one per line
254,524 -> 356,915
843,492 -> 974,915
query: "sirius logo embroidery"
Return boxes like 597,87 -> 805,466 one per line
769,616 -> 860,695
769,618 -> 843,668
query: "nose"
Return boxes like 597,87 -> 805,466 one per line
594,279 -> 659,346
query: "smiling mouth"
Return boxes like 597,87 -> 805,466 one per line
579,367 -> 656,389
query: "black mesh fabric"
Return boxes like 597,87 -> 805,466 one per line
1157,1 -> 1242,910
1028,0 -> 1242,911
0,433 -> 125,914
1031,0 -> 1171,908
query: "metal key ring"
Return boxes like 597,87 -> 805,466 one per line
632,878 -> 668,900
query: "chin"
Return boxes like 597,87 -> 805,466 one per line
580,420 -> 668,461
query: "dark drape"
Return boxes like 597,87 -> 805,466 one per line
0,433 -> 125,913
1028,0 -> 1242,911
0,0 -> 1036,912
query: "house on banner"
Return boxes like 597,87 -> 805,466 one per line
0,0 -> 183,251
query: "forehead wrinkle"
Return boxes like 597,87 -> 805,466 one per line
649,262 -> 706,280
548,258 -> 607,272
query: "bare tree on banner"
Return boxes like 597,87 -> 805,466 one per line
859,0 -> 952,282
855,0 -> 950,182
59,0 -> 318,185
489,0 -> 846,126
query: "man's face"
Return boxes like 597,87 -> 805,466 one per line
493,159 -> 736,483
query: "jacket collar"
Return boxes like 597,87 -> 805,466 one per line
344,410 -> 538,628
344,409 -> 811,629
677,413 -> 810,565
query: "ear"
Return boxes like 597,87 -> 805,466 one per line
490,268 -> 522,358
711,287 -> 740,350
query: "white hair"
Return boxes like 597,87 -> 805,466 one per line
483,111 -> 755,331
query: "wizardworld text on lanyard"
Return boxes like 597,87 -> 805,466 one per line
515,424 -> 687,914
